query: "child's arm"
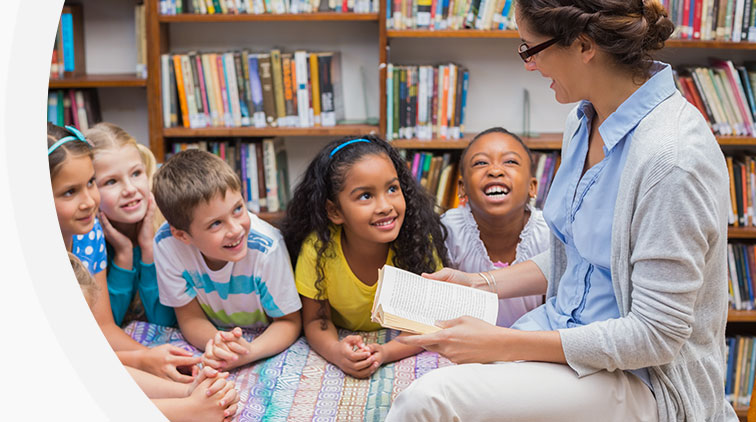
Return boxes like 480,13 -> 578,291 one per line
301,296 -> 378,378
175,298 -> 222,351
365,332 -> 423,367
125,365 -> 227,399
209,310 -> 301,370
89,270 -> 147,351
151,371 -> 239,422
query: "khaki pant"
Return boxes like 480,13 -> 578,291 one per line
386,361 -> 657,422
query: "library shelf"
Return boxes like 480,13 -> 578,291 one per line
158,12 -> 379,23
49,73 -> 147,89
387,29 -> 520,39
728,227 -> 756,239
716,136 -> 756,146
163,124 -> 379,138
728,310 -> 756,323
390,132 -> 563,150
256,211 -> 285,226
664,40 -> 756,49
736,405 -> 747,421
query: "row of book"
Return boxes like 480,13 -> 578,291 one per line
46,89 -> 102,131
726,155 -> 756,227
168,139 -> 290,213
674,60 -> 756,136
50,5 -> 80,78
159,0 -> 378,14
386,63 -> 469,141
665,0 -> 756,42
726,335 -> 756,408
161,50 -> 344,129
387,0 -> 515,30
727,242 -> 756,310
401,149 -> 558,212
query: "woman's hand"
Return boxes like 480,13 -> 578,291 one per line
136,193 -> 156,263
395,316 -> 508,364
422,268 -> 486,290
99,211 -> 133,269
140,344 -> 202,383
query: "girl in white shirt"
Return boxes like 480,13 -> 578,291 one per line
441,127 -> 550,327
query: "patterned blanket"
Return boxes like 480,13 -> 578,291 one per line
125,321 -> 453,422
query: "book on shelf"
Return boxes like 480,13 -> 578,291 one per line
51,4 -> 85,79
167,138 -> 289,213
370,265 -> 498,334
387,0 -> 516,30
159,0 -> 378,15
665,0 -> 756,41
47,89 -> 102,131
387,63 -> 469,141
135,3 -> 147,78
725,336 -> 756,408
674,62 -> 756,137
161,49 -> 344,129
724,153 -> 756,227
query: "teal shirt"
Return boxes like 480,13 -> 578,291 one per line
107,243 -> 177,327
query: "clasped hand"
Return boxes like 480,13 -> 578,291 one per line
331,334 -> 385,379
202,327 -> 251,371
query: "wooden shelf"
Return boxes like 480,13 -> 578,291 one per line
387,29 -> 520,39
717,136 -> 756,146
665,39 -> 756,49
255,211 -> 285,226
728,310 -> 756,323
159,12 -> 379,22
390,132 -> 562,150
163,124 -> 379,138
735,404 -> 748,421
729,227 -> 756,239
49,73 -> 147,89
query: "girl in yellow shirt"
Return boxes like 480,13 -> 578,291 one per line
282,135 -> 447,379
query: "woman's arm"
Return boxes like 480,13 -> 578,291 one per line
424,259 -> 548,299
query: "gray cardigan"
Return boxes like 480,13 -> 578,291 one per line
531,91 -> 738,421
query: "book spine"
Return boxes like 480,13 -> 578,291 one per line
216,54 -> 232,126
309,52 -> 322,127
172,55 -> 190,128
262,139 -> 280,213
294,51 -> 311,127
270,49 -> 287,126
248,55 -> 266,128
161,55 -> 173,128
193,53 -> 211,127
61,12 -> 76,72
258,55 -> 277,127
180,54 -> 199,128
236,51 -> 252,126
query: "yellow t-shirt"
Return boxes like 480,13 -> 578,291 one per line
295,227 -> 393,331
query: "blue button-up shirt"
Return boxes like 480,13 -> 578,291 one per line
512,62 -> 677,389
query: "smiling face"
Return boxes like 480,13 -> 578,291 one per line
94,145 -> 150,224
516,10 -> 585,104
52,154 -> 101,246
328,153 -> 407,247
460,132 -> 537,220
172,189 -> 250,271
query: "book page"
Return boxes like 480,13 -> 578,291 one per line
377,266 -> 498,328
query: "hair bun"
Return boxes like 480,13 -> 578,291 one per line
641,0 -> 674,51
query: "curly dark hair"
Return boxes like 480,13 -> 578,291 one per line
516,0 -> 674,80
281,134 -> 449,327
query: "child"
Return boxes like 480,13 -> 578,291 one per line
441,127 -> 550,327
86,122 -> 177,328
48,123 -> 200,383
68,252 -> 239,422
152,149 -> 302,371
281,135 -> 449,379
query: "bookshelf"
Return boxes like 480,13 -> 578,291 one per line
49,73 -> 147,89
158,12 -> 379,23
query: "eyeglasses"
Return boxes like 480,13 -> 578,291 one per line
518,38 -> 559,63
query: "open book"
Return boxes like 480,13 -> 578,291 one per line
371,265 -> 499,334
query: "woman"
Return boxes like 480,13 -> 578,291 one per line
386,1 -> 736,421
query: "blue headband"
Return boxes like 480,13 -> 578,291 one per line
329,139 -> 370,158
47,125 -> 90,155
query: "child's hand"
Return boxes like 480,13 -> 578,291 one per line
141,344 -> 202,383
99,211 -> 133,262
331,335 -> 377,379
185,369 -> 240,422
365,343 -> 385,374
202,328 -> 249,370
136,193 -> 156,251
184,366 -> 229,398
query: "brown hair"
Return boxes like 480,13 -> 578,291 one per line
68,252 -> 99,309
515,0 -> 674,79
153,149 -> 242,232
47,122 -> 93,179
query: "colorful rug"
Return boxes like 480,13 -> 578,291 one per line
125,321 -> 454,422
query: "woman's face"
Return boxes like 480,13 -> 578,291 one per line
515,10 -> 585,104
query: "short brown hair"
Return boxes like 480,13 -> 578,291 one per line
516,0 -> 674,79
68,252 -> 99,308
153,149 -> 241,232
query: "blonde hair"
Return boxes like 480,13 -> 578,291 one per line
85,122 -> 165,231
68,252 -> 99,309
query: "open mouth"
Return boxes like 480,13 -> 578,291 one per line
121,199 -> 142,209
224,238 -> 243,249
371,216 -> 397,228
484,184 -> 510,197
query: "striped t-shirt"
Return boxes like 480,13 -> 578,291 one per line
154,212 -> 301,328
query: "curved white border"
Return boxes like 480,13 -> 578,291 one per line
0,1 -> 165,419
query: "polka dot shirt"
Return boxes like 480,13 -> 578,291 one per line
72,217 -> 108,275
